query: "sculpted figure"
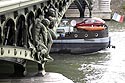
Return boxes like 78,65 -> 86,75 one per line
47,8 -> 57,39
35,15 -> 55,76
41,18 -> 54,60
34,18 -> 48,61
34,18 -> 49,76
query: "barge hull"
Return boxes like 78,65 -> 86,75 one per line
51,37 -> 110,54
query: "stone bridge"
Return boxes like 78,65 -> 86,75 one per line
0,0 -> 92,76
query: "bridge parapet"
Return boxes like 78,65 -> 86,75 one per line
0,0 -> 49,14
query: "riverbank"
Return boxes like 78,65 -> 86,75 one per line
106,20 -> 125,32
0,72 -> 74,83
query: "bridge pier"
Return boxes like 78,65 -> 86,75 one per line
65,0 -> 112,19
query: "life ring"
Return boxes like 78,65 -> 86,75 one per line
77,26 -> 105,31
95,33 -> 98,37
84,34 -> 88,37
74,34 -> 78,38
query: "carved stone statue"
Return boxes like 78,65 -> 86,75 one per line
34,18 -> 48,61
34,15 -> 55,76
41,18 -> 54,60
47,7 -> 57,39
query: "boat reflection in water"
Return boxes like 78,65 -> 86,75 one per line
51,18 -> 111,54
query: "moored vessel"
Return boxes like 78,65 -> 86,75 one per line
51,18 -> 111,54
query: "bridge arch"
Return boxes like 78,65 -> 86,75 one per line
26,11 -> 35,46
3,18 -> 15,45
16,15 -> 27,47
35,8 -> 43,18
65,0 -> 93,17
0,0 -> 88,76
26,11 -> 35,27
74,0 -> 84,17
0,0 -> 80,59
40,3 -> 45,9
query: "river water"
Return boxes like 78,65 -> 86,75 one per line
45,21 -> 125,83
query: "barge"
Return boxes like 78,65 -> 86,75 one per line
51,18 -> 110,54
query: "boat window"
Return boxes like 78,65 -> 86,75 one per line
59,20 -> 69,27
85,19 -> 96,24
